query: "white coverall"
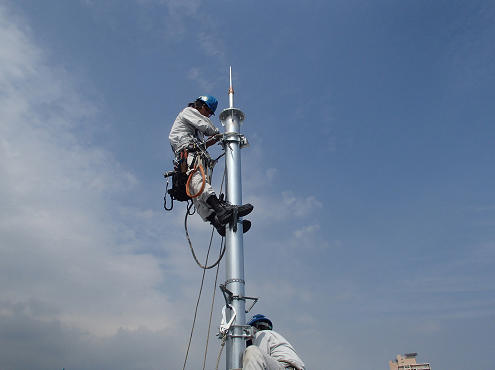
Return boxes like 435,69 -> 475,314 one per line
169,107 -> 220,221
243,330 -> 306,370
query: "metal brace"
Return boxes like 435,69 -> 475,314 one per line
220,284 -> 258,313
245,296 -> 259,313
239,134 -> 249,149
220,284 -> 234,307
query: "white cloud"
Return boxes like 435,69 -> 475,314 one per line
0,308 -> 184,370
198,30 -> 227,64
0,6 -> 225,369
282,191 -> 323,217
0,2 -> 188,346
188,67 -> 214,92
294,224 -> 320,239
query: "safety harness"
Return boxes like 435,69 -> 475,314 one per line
164,138 -> 221,211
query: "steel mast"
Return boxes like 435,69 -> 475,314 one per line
219,67 -> 248,370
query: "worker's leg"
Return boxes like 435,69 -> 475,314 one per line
243,346 -> 285,370
191,197 -> 213,222
190,179 -> 215,222
187,152 -> 253,224
187,155 -> 215,199
187,153 -> 216,222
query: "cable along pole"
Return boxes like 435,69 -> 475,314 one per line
218,67 -> 250,370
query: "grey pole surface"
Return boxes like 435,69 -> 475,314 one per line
219,68 -> 247,370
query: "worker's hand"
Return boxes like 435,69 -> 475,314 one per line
206,134 -> 222,148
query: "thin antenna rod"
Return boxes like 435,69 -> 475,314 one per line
228,66 -> 234,108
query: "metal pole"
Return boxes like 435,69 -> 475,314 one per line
219,67 -> 247,370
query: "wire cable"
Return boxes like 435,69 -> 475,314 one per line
182,226 -> 217,370
185,203 -> 225,270
181,146 -> 227,370
202,240 -> 223,370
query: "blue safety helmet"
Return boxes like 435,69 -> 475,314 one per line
197,95 -> 218,115
247,314 -> 273,330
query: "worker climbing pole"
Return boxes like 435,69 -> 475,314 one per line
164,68 -> 255,370
164,92 -> 253,236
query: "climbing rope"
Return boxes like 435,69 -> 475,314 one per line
182,166 -> 227,370
181,226 -> 217,370
185,202 -> 226,270
202,245 -> 223,370
215,336 -> 227,370
181,210 -> 226,370
184,161 -> 227,270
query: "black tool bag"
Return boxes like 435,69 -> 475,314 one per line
168,168 -> 191,202
164,145 -> 210,210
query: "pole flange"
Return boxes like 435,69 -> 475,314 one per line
219,108 -> 245,125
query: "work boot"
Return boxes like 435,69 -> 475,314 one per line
217,193 -> 254,218
221,201 -> 253,218
206,195 -> 234,224
208,214 -> 251,237
207,195 -> 254,224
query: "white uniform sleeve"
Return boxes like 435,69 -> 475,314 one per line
181,107 -> 220,136
253,331 -> 306,370
169,107 -> 220,152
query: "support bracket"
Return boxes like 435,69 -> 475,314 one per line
220,284 -> 258,313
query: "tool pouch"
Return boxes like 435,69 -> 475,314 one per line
168,148 -> 191,202
168,170 -> 191,202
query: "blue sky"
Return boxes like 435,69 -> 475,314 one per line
0,1 -> 494,369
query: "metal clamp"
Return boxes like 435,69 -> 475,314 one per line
223,132 -> 240,143
227,325 -> 255,339
218,324 -> 255,340
220,133 -> 250,149
225,279 -> 245,285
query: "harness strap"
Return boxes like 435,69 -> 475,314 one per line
172,140 -> 216,200
186,163 -> 206,198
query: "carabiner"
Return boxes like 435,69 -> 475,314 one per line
219,304 -> 237,335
